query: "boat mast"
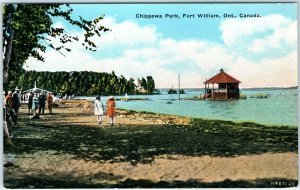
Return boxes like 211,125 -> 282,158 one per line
178,74 -> 181,101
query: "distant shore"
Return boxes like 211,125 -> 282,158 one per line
4,99 -> 298,188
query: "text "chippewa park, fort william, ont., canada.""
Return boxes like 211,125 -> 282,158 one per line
136,13 -> 261,19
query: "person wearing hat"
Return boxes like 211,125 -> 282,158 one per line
94,96 -> 104,124
106,96 -> 116,125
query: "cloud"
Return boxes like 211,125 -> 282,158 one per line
220,14 -> 297,59
247,21 -> 297,53
95,17 -> 160,49
228,51 -> 298,88
220,14 -> 291,46
25,15 -> 298,88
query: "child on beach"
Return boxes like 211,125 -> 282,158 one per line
94,96 -> 104,124
106,96 -> 116,126
32,93 -> 39,116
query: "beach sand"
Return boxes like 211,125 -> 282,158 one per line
3,99 -> 298,188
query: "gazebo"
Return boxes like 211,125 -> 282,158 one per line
204,68 -> 241,100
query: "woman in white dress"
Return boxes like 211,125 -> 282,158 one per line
94,96 -> 104,124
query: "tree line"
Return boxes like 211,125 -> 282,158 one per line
7,70 -> 156,96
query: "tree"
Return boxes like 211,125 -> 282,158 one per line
168,88 -> 177,94
146,76 -> 155,94
3,4 -> 110,90
141,77 -> 147,92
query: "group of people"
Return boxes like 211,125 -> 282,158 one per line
3,88 -> 56,144
3,88 -> 22,144
94,96 -> 116,125
27,91 -> 54,116
3,87 -> 117,144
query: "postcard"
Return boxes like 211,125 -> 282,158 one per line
2,2 -> 298,188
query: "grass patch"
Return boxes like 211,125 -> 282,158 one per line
6,117 -> 297,164
239,94 -> 247,99
249,93 -> 270,99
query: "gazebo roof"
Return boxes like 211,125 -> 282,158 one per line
204,69 -> 241,84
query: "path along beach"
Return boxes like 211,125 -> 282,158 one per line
3,99 -> 298,188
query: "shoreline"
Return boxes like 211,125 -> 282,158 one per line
118,108 -> 297,129
60,99 -> 297,129
4,99 -> 298,188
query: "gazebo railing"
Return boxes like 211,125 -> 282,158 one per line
211,89 -> 239,93
205,88 -> 240,100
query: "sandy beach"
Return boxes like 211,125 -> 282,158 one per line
3,99 -> 298,188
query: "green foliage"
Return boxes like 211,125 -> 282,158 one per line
168,89 -> 177,94
167,88 -> 184,94
179,89 -> 185,94
136,77 -> 156,94
249,93 -> 270,99
240,94 -> 247,99
146,76 -> 155,94
140,78 -> 147,91
8,71 -> 142,96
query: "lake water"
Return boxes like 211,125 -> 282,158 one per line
78,88 -> 298,127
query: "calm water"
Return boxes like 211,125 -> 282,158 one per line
79,89 -> 298,127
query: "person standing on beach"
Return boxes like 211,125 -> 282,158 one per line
28,92 -> 33,114
5,91 -> 13,115
12,88 -> 21,115
47,92 -> 53,114
38,92 -> 46,115
94,96 -> 104,124
32,93 -> 39,116
4,91 -> 14,132
6,91 -> 17,123
106,96 -> 116,125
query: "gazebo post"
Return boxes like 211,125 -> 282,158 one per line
204,78 -> 207,99
226,83 -> 228,99
204,82 -> 206,99
237,84 -> 240,99
212,83 -> 214,99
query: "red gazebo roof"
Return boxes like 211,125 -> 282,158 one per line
204,69 -> 241,84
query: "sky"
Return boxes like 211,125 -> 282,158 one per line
24,3 -> 298,88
